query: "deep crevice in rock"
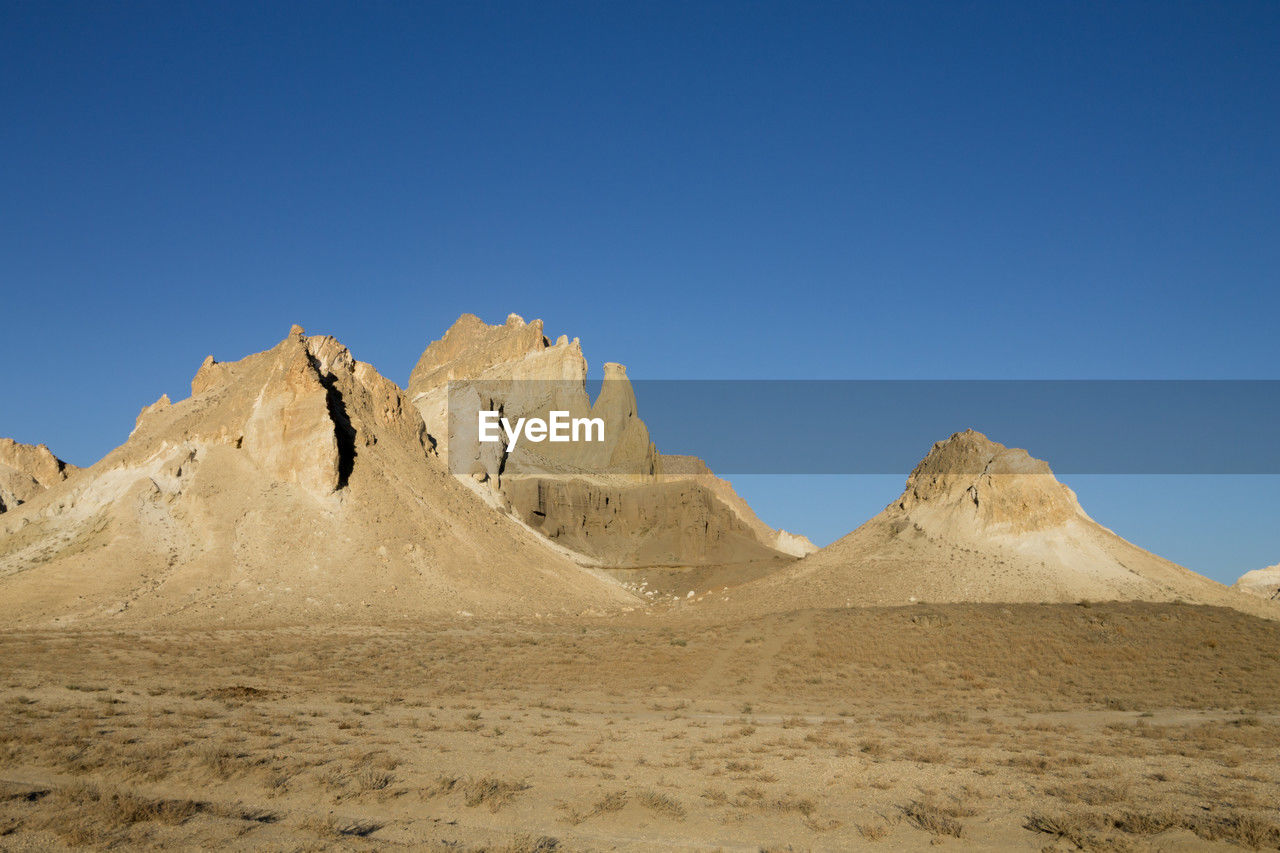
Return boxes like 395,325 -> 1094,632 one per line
311,365 -> 357,490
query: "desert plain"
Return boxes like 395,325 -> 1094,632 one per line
3,603 -> 1280,851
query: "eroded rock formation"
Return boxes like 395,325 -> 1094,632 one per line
0,439 -> 77,513
407,314 -> 813,567
0,325 -> 636,628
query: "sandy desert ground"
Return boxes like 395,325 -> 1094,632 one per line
2,602 -> 1279,851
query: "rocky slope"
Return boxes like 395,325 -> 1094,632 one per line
0,439 -> 77,513
1235,564 -> 1280,600
658,454 -> 816,557
0,326 -> 636,628
706,430 -> 1273,616
407,314 -> 813,567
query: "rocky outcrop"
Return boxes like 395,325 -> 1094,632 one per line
1236,565 -> 1280,601
132,395 -> 172,437
591,364 -> 660,474
0,324 -> 636,628
241,327 -> 349,496
0,439 -> 77,513
191,355 -> 231,396
897,428 -> 1085,534
409,314 -> 578,390
706,430 -> 1275,617
409,314 -> 658,482
407,314 -> 806,567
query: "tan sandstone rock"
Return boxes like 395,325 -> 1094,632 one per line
0,439 -> 77,513
241,329 -> 345,496
1235,564 -> 1280,601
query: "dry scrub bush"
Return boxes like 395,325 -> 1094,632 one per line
32,782 -> 204,846
422,774 -> 459,798
637,789 -> 687,819
558,789 -> 628,825
356,766 -> 395,792
1182,810 -> 1280,849
462,776 -> 530,811
1024,811 -> 1109,850
902,800 -> 967,838
1026,807 -> 1280,851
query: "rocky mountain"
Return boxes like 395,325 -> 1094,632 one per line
0,326 -> 636,628
707,430 -> 1273,616
0,439 -> 77,513
407,314 -> 814,567
1235,564 -> 1280,601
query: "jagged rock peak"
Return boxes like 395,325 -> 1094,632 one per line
907,430 -> 1053,485
239,330 -> 349,495
899,429 -> 1083,532
132,394 -> 172,436
0,439 -> 74,485
0,438 -> 77,513
407,312 -> 583,391
245,326 -> 424,496
191,354 -> 228,396
130,326 -> 423,500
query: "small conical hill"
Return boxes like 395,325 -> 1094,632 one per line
706,430 -> 1274,616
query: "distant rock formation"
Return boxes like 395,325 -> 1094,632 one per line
408,314 -> 813,567
0,439 -> 77,513
896,429 -> 1081,533
409,314 -> 659,484
707,430 -> 1272,616
1235,565 -> 1280,601
0,325 -> 636,628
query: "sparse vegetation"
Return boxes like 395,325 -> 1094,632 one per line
1,604 -> 1278,848
637,789 -> 687,819
461,775 -> 530,811
902,800 -> 968,838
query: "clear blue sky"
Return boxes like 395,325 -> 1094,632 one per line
3,2 -> 1278,582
